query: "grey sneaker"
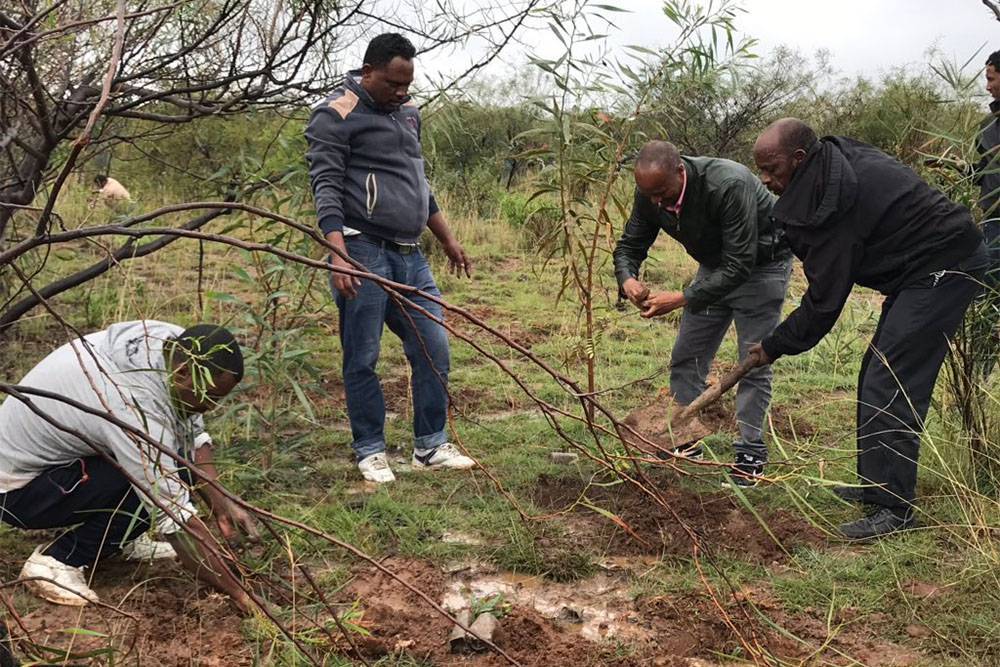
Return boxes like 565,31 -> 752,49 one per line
839,507 -> 915,541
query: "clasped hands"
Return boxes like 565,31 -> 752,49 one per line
622,277 -> 686,319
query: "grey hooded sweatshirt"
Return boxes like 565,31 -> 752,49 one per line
305,70 -> 439,244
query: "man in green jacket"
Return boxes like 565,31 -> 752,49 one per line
613,141 -> 792,487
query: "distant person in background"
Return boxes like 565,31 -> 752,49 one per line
748,118 -> 987,541
305,32 -> 475,483
0,321 -> 257,609
613,140 -> 792,488
93,174 -> 131,202
977,49 -> 1000,273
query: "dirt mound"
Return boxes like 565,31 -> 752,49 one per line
533,473 -> 826,563
620,389 -> 712,454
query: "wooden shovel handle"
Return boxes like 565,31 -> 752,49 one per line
673,356 -> 757,423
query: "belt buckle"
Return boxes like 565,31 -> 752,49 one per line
397,243 -> 416,255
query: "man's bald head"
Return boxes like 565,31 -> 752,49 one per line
756,118 -> 817,156
753,118 -> 817,195
636,141 -> 681,173
634,141 -> 685,209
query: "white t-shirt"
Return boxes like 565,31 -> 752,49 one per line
0,320 -> 209,534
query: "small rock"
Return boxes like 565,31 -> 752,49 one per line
906,624 -> 932,638
394,639 -> 415,651
441,531 -> 483,546
449,609 -> 473,652
550,452 -> 579,464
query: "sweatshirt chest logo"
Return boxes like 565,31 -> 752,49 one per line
404,116 -> 418,132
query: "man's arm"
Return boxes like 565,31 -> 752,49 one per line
681,179 -> 757,312
189,443 -> 259,545
427,210 -> 472,278
305,105 -> 351,237
166,517 -> 253,612
760,224 -> 860,362
613,190 -> 660,305
95,392 -> 252,612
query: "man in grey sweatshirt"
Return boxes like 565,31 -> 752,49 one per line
306,33 -> 475,483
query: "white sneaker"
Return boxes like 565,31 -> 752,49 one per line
358,452 -> 396,483
120,533 -> 177,561
20,547 -> 99,606
412,443 -> 476,470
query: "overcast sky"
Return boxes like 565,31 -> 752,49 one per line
418,0 -> 1000,95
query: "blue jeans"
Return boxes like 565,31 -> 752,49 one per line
333,236 -> 450,460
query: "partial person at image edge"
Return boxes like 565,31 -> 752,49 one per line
0,321 -> 259,609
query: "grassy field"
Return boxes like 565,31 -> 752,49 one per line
1,184 -> 999,666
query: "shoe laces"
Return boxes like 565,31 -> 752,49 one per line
434,443 -> 461,457
368,454 -> 390,470
735,453 -> 763,466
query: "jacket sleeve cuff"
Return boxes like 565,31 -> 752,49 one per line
761,336 -> 784,363
318,214 -> 344,235
428,193 -> 440,217
615,268 -> 635,289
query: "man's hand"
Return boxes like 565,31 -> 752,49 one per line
214,500 -> 260,547
442,239 -> 473,278
746,343 -> 773,368
427,211 -> 472,278
622,277 -> 651,307
326,231 -> 362,299
640,291 -> 687,318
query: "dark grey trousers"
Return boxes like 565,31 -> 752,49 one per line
670,257 -> 793,458
857,245 -> 987,510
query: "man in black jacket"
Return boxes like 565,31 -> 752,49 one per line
614,141 -> 792,487
748,118 -> 987,540
977,49 -> 1000,263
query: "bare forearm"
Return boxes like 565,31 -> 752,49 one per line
168,517 -> 251,611
191,445 -> 228,512
427,211 -> 455,246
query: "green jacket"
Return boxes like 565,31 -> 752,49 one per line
612,156 -> 788,312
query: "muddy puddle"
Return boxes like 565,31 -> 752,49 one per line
441,567 -> 650,643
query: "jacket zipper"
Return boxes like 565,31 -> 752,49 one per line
366,172 -> 377,219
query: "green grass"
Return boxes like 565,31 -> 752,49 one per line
3,181 -> 1000,665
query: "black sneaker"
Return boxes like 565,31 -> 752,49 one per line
832,485 -> 865,503
656,441 -> 704,461
839,507 -> 915,541
722,453 -> 765,488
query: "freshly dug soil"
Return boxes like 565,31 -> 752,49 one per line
532,473 -> 827,563
10,560 -> 251,666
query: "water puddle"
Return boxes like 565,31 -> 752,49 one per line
441,567 -> 653,642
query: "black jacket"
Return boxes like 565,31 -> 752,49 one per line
761,136 -> 983,360
613,156 -> 789,312
976,99 -> 1000,217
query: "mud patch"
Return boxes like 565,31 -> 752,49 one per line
339,558 -> 647,666
532,473 -> 826,563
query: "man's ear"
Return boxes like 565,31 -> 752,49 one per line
172,359 -> 192,385
361,63 -> 374,78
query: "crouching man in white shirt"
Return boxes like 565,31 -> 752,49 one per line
0,321 -> 258,610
